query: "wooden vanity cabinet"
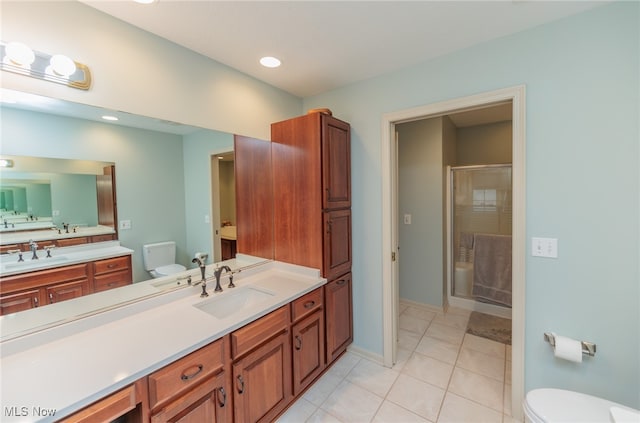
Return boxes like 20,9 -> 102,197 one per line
325,273 -> 353,363
291,287 -> 325,396
149,337 -> 230,423
57,379 -> 147,423
0,256 -> 132,315
231,306 -> 291,423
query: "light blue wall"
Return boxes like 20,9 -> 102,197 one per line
182,129 -> 235,263
305,2 -> 639,407
397,118 -> 445,306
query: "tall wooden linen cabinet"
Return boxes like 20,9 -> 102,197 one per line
271,112 -> 353,365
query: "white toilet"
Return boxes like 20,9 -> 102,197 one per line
142,241 -> 186,278
523,388 -> 640,423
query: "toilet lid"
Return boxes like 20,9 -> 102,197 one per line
524,389 -> 630,423
155,264 -> 186,276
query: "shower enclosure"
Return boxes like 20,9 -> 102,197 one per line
447,165 -> 512,316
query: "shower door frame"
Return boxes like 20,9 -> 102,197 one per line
446,164 -> 513,319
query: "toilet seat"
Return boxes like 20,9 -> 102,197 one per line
524,389 -> 638,423
155,264 -> 186,277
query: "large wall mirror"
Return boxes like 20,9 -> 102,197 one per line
0,88 -> 275,337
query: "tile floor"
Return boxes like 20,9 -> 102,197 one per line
277,302 -> 521,423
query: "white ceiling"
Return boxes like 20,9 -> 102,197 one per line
82,0 -> 607,98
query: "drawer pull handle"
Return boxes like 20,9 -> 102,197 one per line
295,335 -> 302,350
33,297 -> 39,307
336,279 -> 347,286
303,300 -> 315,309
107,264 -> 117,269
180,364 -> 203,381
49,293 -> 55,303
217,387 -> 226,407
237,375 -> 245,394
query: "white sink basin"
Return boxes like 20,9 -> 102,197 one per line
3,256 -> 68,271
194,285 -> 275,319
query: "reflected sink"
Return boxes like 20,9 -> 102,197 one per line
194,286 -> 275,319
3,256 -> 68,270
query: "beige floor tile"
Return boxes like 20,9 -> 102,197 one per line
326,351 -> 361,378
372,400 -> 431,423
437,392 -> 502,423
425,322 -> 466,346
415,336 -> 460,365
398,329 -> 422,351
303,371 -> 343,406
462,334 -> 506,358
432,312 -> 470,330
346,358 -> 400,397
306,408 -> 343,423
456,347 -> 505,382
276,398 -> 317,422
321,380 -> 383,423
401,306 -> 437,322
387,374 -> 445,422
402,352 -> 454,389
392,347 -> 412,371
504,383 -> 512,416
400,313 -> 431,335
448,367 -> 504,412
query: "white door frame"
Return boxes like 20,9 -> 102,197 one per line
381,85 -> 526,420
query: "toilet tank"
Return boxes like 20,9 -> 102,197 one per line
142,241 -> 176,271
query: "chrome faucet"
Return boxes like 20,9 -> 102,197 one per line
29,240 -> 39,260
191,254 -> 209,297
213,265 -> 231,293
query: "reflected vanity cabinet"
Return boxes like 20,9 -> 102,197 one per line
0,255 -> 132,315
271,112 -> 353,364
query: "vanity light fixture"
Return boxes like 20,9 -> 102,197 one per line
0,41 -> 92,90
0,159 -> 14,168
260,56 -> 281,68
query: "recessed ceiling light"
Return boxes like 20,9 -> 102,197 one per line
133,0 -> 156,4
260,56 -> 281,68
102,115 -> 118,121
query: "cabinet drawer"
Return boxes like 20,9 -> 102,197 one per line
231,305 -> 290,359
91,234 -> 116,243
59,380 -> 143,423
0,263 -> 89,293
93,256 -> 130,276
148,337 -> 226,410
291,287 -> 323,322
94,270 -> 132,292
56,237 -> 89,247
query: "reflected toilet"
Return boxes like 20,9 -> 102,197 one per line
142,241 -> 186,278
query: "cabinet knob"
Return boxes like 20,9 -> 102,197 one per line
33,297 -> 39,307
49,293 -> 55,303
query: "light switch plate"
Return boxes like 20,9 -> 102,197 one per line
532,237 -> 558,258
119,220 -> 132,230
404,214 -> 412,225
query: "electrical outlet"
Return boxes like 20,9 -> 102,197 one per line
119,220 -> 132,230
404,214 -> 412,225
532,237 -> 558,258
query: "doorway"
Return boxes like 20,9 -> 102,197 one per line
210,150 -> 235,263
381,85 -> 525,419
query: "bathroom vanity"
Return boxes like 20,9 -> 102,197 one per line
0,241 -> 133,315
0,260 -> 346,423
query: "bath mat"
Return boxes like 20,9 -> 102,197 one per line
465,311 -> 512,345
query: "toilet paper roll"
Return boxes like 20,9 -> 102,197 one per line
554,334 -> 583,363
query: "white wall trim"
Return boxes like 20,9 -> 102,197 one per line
380,85 -> 526,420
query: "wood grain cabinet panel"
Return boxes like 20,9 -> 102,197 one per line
0,289 -> 40,314
292,309 -> 325,396
325,273 -> 353,363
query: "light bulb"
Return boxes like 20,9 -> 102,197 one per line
5,42 -> 35,67
49,54 -> 76,77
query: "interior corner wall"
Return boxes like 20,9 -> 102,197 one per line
397,117 -> 444,307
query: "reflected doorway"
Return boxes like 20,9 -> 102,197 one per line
210,151 -> 236,262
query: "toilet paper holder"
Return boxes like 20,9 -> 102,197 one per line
544,332 -> 596,357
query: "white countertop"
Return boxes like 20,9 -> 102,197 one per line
0,260 -> 325,422
0,225 -> 115,245
0,240 -> 133,276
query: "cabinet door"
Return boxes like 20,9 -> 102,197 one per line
151,371 -> 228,423
0,289 -> 40,315
232,331 -> 291,423
325,273 -> 353,364
323,209 -> 352,280
45,279 -> 89,305
322,115 -> 351,210
59,380 -> 145,423
292,309 -> 325,395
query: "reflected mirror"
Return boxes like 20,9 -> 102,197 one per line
0,88 -> 274,337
